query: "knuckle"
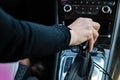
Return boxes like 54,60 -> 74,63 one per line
77,17 -> 82,21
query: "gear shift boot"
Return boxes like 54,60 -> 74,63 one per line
64,52 -> 94,80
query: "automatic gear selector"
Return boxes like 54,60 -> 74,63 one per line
65,42 -> 94,80
58,43 -> 107,80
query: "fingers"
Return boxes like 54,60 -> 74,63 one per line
80,17 -> 100,31
88,28 -> 99,51
88,38 -> 94,51
78,17 -> 93,21
92,26 -> 99,42
86,20 -> 100,51
92,21 -> 100,31
84,18 -> 100,30
19,58 -> 31,67
75,17 -> 93,23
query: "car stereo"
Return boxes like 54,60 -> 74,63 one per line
58,0 -> 115,18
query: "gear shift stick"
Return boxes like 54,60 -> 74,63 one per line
65,42 -> 93,80
77,42 -> 91,77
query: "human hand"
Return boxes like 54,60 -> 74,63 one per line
19,58 -> 31,67
68,17 -> 100,51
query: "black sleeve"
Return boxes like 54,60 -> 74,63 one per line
0,8 -> 71,62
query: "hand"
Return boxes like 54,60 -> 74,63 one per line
68,17 -> 100,51
19,58 -> 31,67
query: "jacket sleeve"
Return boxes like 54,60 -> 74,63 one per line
0,8 -> 71,62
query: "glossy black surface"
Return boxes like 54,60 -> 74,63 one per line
106,0 -> 120,79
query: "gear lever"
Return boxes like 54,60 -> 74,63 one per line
65,42 -> 93,80
77,42 -> 91,77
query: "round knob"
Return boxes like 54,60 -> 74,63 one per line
102,6 -> 112,14
63,4 -> 72,13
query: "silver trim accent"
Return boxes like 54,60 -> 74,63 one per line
102,6 -> 112,14
58,49 -> 110,80
91,57 -> 104,80
63,4 -> 72,13
58,50 -> 77,80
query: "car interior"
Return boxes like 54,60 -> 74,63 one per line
0,0 -> 120,80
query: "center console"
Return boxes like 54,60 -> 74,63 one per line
54,0 -> 118,80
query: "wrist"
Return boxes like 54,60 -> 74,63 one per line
69,30 -> 79,46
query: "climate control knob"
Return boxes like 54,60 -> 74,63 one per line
102,6 -> 112,14
63,4 -> 72,13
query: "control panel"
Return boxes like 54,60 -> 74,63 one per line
58,0 -> 116,20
